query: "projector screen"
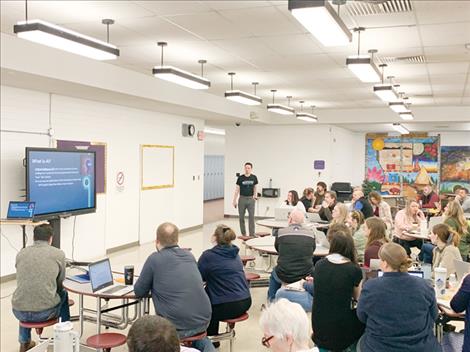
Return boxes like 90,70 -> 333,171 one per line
26,148 -> 96,218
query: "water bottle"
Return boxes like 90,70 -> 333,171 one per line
449,273 -> 457,289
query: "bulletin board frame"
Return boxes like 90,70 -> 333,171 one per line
141,144 -> 175,190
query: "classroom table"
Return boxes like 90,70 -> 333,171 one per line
245,236 -> 329,257
63,271 -> 150,337
256,218 -> 329,230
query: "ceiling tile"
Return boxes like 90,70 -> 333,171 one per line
414,1 -> 470,25
203,1 -> 271,11
132,1 -> 213,16
420,22 -> 470,47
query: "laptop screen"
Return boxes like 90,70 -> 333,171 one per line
89,259 -> 113,292
378,270 -> 424,278
7,201 -> 35,219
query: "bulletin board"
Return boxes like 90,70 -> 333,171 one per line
440,146 -> 470,193
141,144 -> 175,190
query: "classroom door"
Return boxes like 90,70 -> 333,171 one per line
204,155 -> 224,201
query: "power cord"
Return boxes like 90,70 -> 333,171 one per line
72,216 -> 77,261
0,228 -> 19,253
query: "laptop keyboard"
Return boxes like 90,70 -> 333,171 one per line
101,285 -> 127,294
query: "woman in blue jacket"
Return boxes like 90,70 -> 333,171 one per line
356,243 -> 441,352
198,225 -> 252,338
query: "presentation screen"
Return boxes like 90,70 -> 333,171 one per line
26,148 -> 96,218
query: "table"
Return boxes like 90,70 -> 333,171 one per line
64,272 -> 150,337
0,219 -> 48,248
245,236 -> 329,257
406,231 -> 430,241
256,218 -> 329,230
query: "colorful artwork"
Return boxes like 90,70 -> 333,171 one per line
440,146 -> 470,193
365,135 -> 440,196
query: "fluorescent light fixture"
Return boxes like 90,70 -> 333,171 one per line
373,84 -> 399,102
389,101 -> 410,113
224,90 -> 262,106
14,20 -> 119,60
392,123 -> 409,135
346,55 -> 381,83
152,66 -> 210,90
267,104 -> 295,115
288,0 -> 352,47
399,112 -> 414,121
204,127 -> 225,136
296,112 -> 318,122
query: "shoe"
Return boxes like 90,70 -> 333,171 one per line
19,341 -> 36,352
212,341 -> 220,348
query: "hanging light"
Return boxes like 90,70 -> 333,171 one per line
224,74 -> 262,106
152,42 -> 211,90
204,127 -> 225,135
389,92 -> 411,113
288,0 -> 352,47
392,123 -> 410,135
346,28 -> 381,83
399,112 -> 414,121
296,102 -> 318,122
373,67 -> 399,102
267,91 -> 295,115
14,1 -> 119,61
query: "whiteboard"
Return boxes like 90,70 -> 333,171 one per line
141,145 -> 174,190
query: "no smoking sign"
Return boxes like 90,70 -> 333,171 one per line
116,171 -> 125,191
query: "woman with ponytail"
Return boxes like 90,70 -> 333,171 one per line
357,243 -> 440,352
430,223 -> 462,278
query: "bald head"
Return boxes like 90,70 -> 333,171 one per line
156,222 -> 179,248
288,209 -> 305,225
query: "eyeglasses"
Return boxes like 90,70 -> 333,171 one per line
261,335 -> 274,347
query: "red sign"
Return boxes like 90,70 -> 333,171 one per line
197,131 -> 205,141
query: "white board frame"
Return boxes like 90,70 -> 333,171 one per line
141,144 -> 175,190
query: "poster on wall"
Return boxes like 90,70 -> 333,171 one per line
440,146 -> 470,193
56,140 -> 107,194
365,135 -> 439,198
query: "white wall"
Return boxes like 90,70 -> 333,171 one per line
204,133 -> 225,156
440,132 -> 470,146
1,85 -> 204,277
223,125 -> 364,217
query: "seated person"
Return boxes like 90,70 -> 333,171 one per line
267,210 -> 316,302
347,210 -> 366,263
330,203 -> 349,226
430,223 -> 462,278
444,200 -> 470,261
357,243 -> 441,352
455,186 -> 470,213
363,217 -> 389,268
394,200 -> 426,256
197,225 -> 252,338
351,189 -> 374,219
311,181 -> 327,213
134,223 -> 214,352
260,299 -> 319,352
127,315 -> 198,352
281,190 -> 306,213
419,185 -> 440,209
318,191 -> 337,222
12,224 -> 70,352
368,191 -> 393,230
300,187 -> 315,213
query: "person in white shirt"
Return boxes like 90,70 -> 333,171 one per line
260,298 -> 319,352
281,190 -> 306,213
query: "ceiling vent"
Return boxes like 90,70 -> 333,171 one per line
378,55 -> 426,64
345,0 -> 413,16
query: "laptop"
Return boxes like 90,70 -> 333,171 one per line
7,201 -> 35,219
454,259 -> 470,282
306,212 -> 321,222
274,207 -> 292,221
314,230 -> 330,249
88,259 -> 133,296
377,270 -> 424,278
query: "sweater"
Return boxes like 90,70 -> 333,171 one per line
372,201 -> 393,229
134,246 -> 211,333
197,245 -> 250,305
357,272 -> 441,352
421,191 -> 440,209
445,217 -> 470,259
12,241 -> 66,312
274,224 -> 316,284
319,201 -> 336,222
432,244 -> 462,278
394,209 -> 425,241
450,274 -> 470,352
364,240 -> 383,268
352,225 -> 366,263
353,197 -> 374,219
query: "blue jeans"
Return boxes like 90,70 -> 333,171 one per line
12,290 -> 70,343
179,327 -> 216,352
420,243 -> 434,264
275,281 -> 313,312
267,267 -> 282,301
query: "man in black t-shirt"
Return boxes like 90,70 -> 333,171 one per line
233,162 -> 258,236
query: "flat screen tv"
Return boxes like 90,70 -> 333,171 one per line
26,148 -> 96,219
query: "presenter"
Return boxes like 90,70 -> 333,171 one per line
233,162 -> 258,237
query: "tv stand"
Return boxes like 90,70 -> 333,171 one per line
49,218 -> 61,249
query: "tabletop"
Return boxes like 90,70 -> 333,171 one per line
256,218 -> 329,230
0,219 -> 48,226
245,236 -> 329,256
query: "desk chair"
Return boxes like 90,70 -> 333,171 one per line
86,333 -> 127,352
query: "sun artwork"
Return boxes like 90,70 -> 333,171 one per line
372,138 -> 385,151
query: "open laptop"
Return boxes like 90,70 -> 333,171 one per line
314,230 -> 330,249
7,201 -> 35,219
377,270 -> 424,278
454,259 -> 470,282
274,207 -> 292,221
88,258 -> 133,296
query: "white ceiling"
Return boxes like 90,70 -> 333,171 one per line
1,0 -> 470,131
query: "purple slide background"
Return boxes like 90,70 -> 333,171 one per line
56,140 -> 106,193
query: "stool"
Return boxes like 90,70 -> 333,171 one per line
255,232 -> 270,237
240,255 -> 256,267
245,272 -> 260,282
181,331 -> 207,347
237,235 -> 253,242
68,299 -> 75,307
19,318 -> 58,339
221,313 -> 249,352
86,333 -> 127,352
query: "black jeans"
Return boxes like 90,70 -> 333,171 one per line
397,238 -> 423,256
207,297 -> 252,336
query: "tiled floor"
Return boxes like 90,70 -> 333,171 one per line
203,199 -> 225,224
0,218 -> 272,352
